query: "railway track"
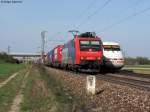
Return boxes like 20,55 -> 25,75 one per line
118,70 -> 150,79
97,73 -> 150,91
46,67 -> 150,91
69,70 -> 150,91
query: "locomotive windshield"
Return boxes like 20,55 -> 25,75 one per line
80,40 -> 101,51
103,45 -> 120,51
80,41 -> 90,45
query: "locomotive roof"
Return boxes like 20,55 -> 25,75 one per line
103,41 -> 120,46
78,32 -> 96,38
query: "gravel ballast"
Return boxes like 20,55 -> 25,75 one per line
46,67 -> 150,112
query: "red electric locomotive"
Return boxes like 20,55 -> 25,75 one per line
61,32 -> 103,72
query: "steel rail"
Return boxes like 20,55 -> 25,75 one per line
97,74 -> 150,91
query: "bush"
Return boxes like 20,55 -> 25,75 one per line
125,57 -> 150,65
0,53 -> 20,64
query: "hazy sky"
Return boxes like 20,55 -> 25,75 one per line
0,0 -> 150,57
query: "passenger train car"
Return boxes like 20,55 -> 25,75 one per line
102,42 -> 124,72
61,32 -> 103,72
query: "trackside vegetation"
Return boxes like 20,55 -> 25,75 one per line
21,66 -> 84,112
0,62 -> 25,74
0,61 -> 25,83
125,57 -> 150,65
0,53 -> 20,64
0,70 -> 26,112
0,53 -> 25,82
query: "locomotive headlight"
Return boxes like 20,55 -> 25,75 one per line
80,56 -> 84,60
97,57 -> 101,60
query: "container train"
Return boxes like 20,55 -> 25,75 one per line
45,45 -> 64,67
46,32 -> 103,72
45,32 -> 124,73
102,41 -> 124,72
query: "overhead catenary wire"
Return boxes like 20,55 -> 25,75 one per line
70,0 -> 99,31
76,0 -> 112,29
87,0 -> 143,33
53,0 -> 146,42
63,0 -> 111,38
76,0 -> 142,32
97,6 -> 150,34
77,0 -> 99,19
108,0 -> 142,19
44,32 -> 65,51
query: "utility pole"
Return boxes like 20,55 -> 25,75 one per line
8,45 -> 10,54
41,31 -> 47,64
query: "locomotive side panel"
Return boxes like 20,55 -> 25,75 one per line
62,40 -> 76,66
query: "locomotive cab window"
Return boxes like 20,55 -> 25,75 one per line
91,41 -> 100,45
112,45 -> 121,51
80,40 -> 101,51
80,40 -> 90,45
104,45 -> 121,51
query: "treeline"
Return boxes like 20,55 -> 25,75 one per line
125,57 -> 150,65
0,52 -> 20,64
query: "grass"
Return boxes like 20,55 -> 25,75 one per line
123,65 -> 150,74
40,67 -> 73,111
21,66 -> 73,112
21,67 -> 51,112
133,69 -> 150,74
0,61 -> 25,74
124,65 -> 150,68
0,61 -> 25,82
0,69 -> 26,112
39,66 -> 87,111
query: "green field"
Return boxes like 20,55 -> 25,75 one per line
124,65 -> 150,68
0,69 -> 26,112
0,62 -> 25,74
0,61 -> 25,82
123,65 -> 150,70
123,65 -> 150,74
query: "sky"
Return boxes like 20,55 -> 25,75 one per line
0,0 -> 150,57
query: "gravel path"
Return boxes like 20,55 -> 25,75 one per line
9,70 -> 30,112
0,73 -> 18,88
46,67 -> 150,112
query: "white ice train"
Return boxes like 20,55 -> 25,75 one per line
102,42 -> 124,72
